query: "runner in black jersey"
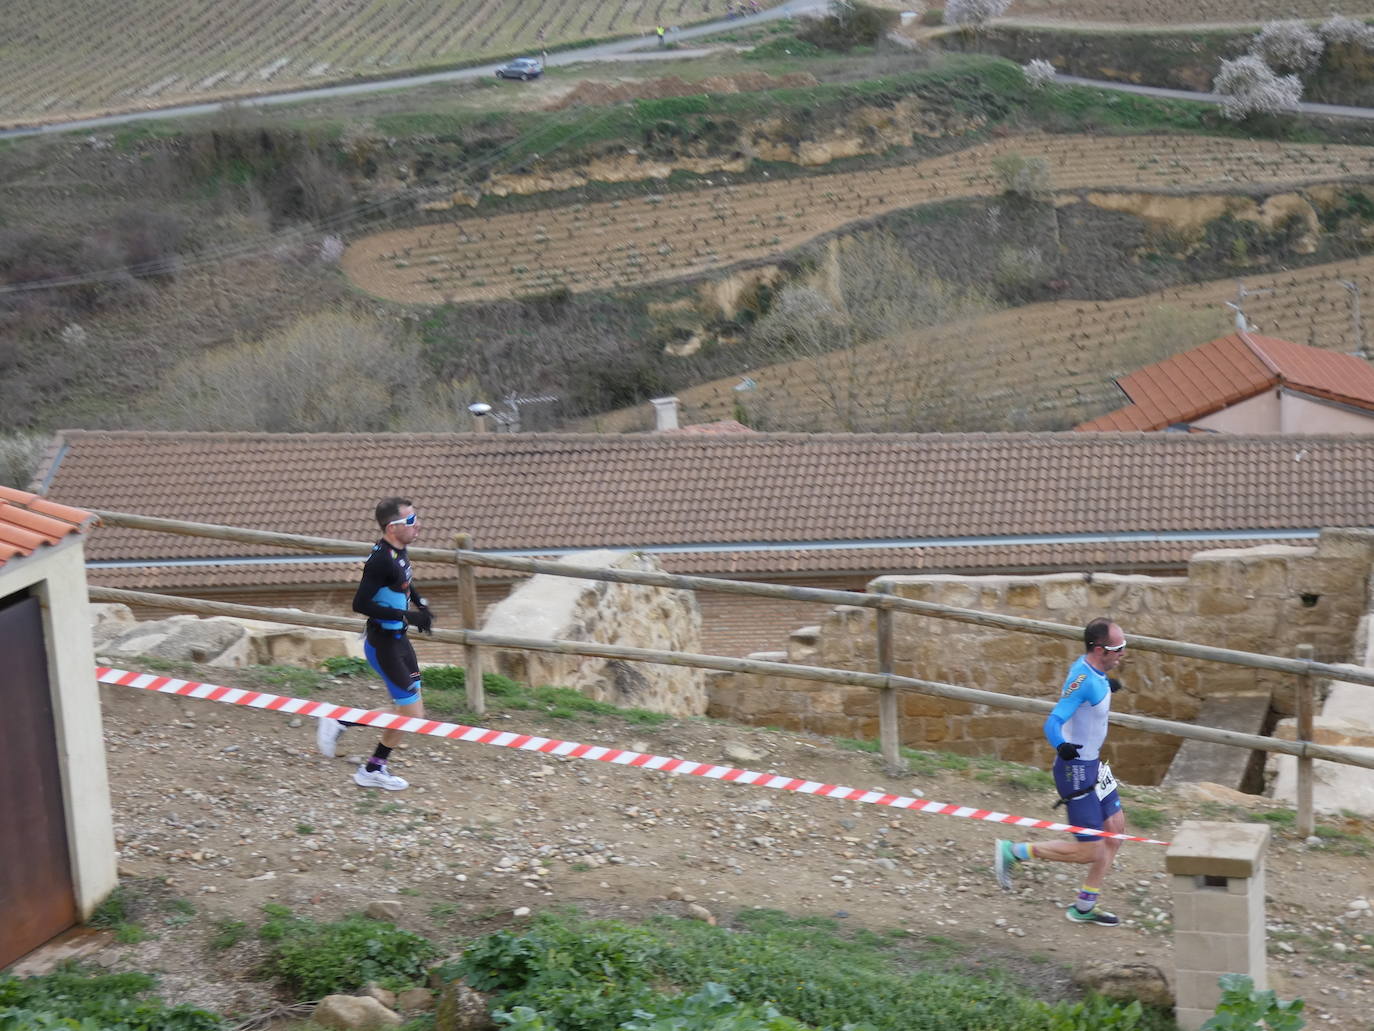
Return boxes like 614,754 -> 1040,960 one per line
993,617 -> 1129,927
316,496 -> 433,790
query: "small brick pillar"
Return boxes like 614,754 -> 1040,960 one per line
1166,821 -> 1271,1031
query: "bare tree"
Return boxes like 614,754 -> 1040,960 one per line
151,309 -> 435,432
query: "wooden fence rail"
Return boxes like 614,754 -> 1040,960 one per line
89,508 -> 1368,823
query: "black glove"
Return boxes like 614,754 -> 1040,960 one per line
1108,677 -> 1123,694
408,607 -> 433,635
1056,741 -> 1082,762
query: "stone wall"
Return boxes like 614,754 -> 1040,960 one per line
707,530 -> 1374,785
482,550 -> 706,717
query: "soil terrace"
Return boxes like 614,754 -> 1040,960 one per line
342,133 -> 1374,305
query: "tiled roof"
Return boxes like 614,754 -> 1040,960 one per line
1077,333 -> 1374,431
0,485 -> 96,570
663,420 -> 756,435
33,430 -> 1374,588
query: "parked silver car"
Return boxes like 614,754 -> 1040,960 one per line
495,58 -> 543,81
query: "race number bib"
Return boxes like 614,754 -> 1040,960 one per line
1094,762 -> 1117,800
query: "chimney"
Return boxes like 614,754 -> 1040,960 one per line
649,396 -> 680,432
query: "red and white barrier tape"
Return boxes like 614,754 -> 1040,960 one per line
96,667 -> 1169,845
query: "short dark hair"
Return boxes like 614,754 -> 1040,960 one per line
375,496 -> 412,529
1084,617 -> 1114,652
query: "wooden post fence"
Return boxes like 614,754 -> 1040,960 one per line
1296,642 -> 1316,837
873,581 -> 905,777
455,532 -> 484,716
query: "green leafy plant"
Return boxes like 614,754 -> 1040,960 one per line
0,966 -> 221,1031
258,912 -> 439,997
209,918 -> 248,951
454,909 -> 1163,1031
1202,973 -> 1305,1030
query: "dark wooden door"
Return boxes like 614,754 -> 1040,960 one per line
0,592 -> 77,968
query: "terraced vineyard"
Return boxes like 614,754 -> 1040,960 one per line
588,254 -> 1374,432
1005,0 -> 1374,24
0,0 -> 736,125
344,133 -> 1374,304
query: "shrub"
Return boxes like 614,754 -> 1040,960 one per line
1213,55 -> 1302,120
795,0 -> 897,51
945,0 -> 1010,29
1022,59 -> 1057,88
991,153 -> 1053,199
1250,20 -> 1324,73
1319,15 -> 1374,47
150,309 -> 442,432
258,912 -> 439,998
0,432 -> 47,489
1201,973 -> 1304,1030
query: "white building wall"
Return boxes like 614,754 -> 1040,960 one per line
0,538 -> 117,920
1194,389 -> 1374,433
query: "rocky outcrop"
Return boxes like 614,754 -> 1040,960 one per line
483,550 -> 706,716
91,603 -> 362,668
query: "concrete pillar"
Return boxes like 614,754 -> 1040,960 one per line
1167,821 -> 1271,1031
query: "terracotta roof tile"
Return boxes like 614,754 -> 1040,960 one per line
1078,333 -> 1374,430
32,430 -> 1374,589
0,485 -> 97,571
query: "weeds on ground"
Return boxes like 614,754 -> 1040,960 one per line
256,905 -> 439,997
0,965 -> 222,1031
452,908 -> 1171,1031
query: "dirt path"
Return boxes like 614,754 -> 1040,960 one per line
58,663 -> 1374,1027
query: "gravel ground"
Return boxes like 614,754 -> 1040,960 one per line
76,663 -> 1374,1028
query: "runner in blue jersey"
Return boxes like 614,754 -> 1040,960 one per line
315,496 -> 434,791
993,617 -> 1128,927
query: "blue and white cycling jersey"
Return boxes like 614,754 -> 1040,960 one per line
1043,654 -> 1111,762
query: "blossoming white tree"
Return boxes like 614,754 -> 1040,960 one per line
946,0 -> 1011,29
1250,20 -> 1324,72
1319,14 -> 1374,48
1022,59 -> 1056,88
1213,54 -> 1303,119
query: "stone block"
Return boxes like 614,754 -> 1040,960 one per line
1195,589 -> 1253,617
1166,821 -> 1269,878
1175,1006 -> 1213,1031
1174,929 -> 1253,971
1005,583 -> 1041,609
1043,580 -> 1089,611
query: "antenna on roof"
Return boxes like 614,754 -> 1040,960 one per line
466,394 -> 558,433
1226,280 -> 1273,334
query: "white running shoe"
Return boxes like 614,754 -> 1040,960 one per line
316,717 -> 346,757
353,764 -> 409,791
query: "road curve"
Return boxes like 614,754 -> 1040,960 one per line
0,0 -> 827,139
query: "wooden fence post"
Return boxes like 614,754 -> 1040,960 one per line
874,581 -> 906,777
456,533 -> 484,716
1296,642 -> 1315,838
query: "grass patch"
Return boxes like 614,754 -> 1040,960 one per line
419,665 -> 670,725
450,908 -> 1170,1031
0,966 -> 222,1031
1129,807 -> 1168,832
